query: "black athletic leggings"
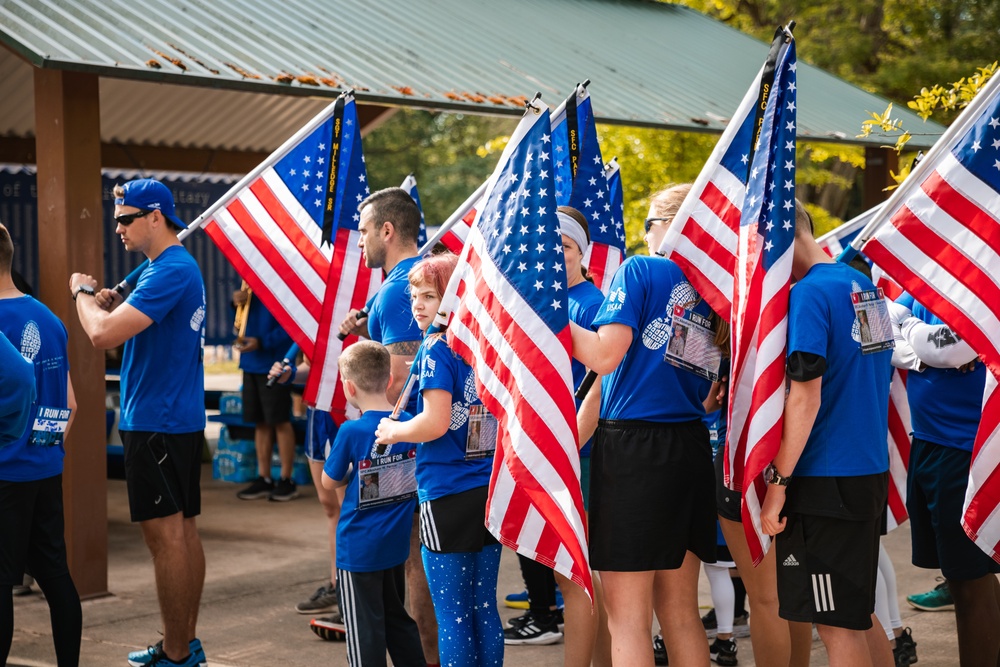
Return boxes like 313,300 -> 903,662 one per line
517,553 -> 558,616
0,574 -> 82,667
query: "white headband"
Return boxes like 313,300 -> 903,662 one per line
557,211 -> 590,254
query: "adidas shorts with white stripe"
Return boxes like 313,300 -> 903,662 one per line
775,510 -> 881,630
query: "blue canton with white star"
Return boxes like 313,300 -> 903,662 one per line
275,120 -> 333,227
604,161 -> 626,247
476,108 -> 568,334
333,99 -> 370,234
551,93 -> 626,252
741,37 -> 797,271
954,88 -> 1000,195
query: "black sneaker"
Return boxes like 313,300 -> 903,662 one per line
507,609 -> 564,630
894,627 -> 917,666
702,608 -> 718,631
310,612 -> 346,641
710,637 -> 738,666
653,634 -> 668,666
269,477 -> 299,502
503,613 -> 562,645
236,476 -> 273,500
296,582 -> 338,614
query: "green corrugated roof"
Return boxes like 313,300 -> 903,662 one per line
0,0 -> 945,147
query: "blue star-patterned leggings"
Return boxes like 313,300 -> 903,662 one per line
422,543 -> 504,667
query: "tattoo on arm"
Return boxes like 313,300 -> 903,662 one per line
386,340 -> 421,356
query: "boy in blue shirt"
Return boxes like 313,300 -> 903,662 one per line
761,201 -> 893,667
320,341 -> 425,667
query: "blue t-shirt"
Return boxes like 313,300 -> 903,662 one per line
238,301 -> 292,375
704,409 -> 727,458
367,255 -> 422,413
896,294 -> 985,452
0,296 -> 70,482
368,256 -> 422,346
568,280 -> 605,457
414,334 -> 493,503
120,245 -> 206,433
591,256 -> 712,422
0,325 -> 36,452
787,262 -> 892,477
324,410 -> 417,572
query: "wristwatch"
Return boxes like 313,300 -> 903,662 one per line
765,463 -> 791,487
73,284 -> 96,301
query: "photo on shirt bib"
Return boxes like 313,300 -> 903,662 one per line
357,449 -> 417,510
662,306 -> 722,382
465,405 -> 499,460
851,289 -> 894,355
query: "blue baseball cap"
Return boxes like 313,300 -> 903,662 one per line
115,178 -> 187,229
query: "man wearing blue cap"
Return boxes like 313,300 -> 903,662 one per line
71,179 -> 208,667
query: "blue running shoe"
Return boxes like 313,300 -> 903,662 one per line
127,639 -> 206,667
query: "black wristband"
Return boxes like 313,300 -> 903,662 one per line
73,285 -> 96,301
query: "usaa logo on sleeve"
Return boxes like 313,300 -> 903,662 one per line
606,287 -> 627,312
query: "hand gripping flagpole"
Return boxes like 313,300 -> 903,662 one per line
842,70 -> 1000,263
112,91 -> 354,296
266,343 -> 301,388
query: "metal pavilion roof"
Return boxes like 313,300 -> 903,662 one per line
0,0 -> 944,150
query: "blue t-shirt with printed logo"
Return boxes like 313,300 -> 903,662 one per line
896,293 -> 985,452
591,255 -> 712,422
568,280 -> 605,457
0,296 -> 71,482
120,245 -> 206,433
324,409 -> 417,572
0,331 -> 34,448
414,334 -> 493,503
238,301 -> 292,375
367,255 -> 422,413
787,262 -> 892,477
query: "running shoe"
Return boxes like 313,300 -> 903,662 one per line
507,608 -> 564,630
704,609 -> 750,639
269,477 -> 299,502
503,613 -> 562,645
127,639 -> 205,667
906,580 -> 953,611
296,582 -> 338,614
310,612 -> 347,641
236,476 -> 273,500
709,637 -> 738,666
503,587 -> 564,610
653,634 -> 668,666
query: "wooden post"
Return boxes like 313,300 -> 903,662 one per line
863,146 -> 899,210
34,68 -> 108,598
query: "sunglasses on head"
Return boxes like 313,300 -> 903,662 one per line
644,217 -> 670,233
114,209 -> 154,226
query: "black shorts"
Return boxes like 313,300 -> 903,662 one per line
714,446 -> 743,523
908,438 -> 1000,580
121,430 -> 203,523
419,486 -> 498,553
589,419 -> 716,571
0,475 -> 70,585
776,474 -> 886,630
242,372 -> 292,425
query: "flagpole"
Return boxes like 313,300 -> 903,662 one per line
417,180 -> 490,255
113,91 -> 352,294
845,70 -> 1000,261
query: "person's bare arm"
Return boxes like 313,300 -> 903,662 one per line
759,377 -> 822,536
570,321 -> 632,375
72,273 -> 153,349
385,340 -> 421,404
375,389 -> 452,445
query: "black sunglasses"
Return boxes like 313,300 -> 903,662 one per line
115,209 -> 154,226
644,217 -> 670,233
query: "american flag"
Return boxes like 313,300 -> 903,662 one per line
400,173 -> 427,247
656,68 -> 760,321
861,71 -> 1000,563
303,95 -> 380,413
551,86 -> 626,292
727,30 -> 797,565
440,99 -> 593,598
818,211 -> 911,530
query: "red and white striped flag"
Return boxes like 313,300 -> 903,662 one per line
727,29 -> 797,565
656,64 -> 760,321
440,99 -> 593,598
861,71 -> 1000,563
202,92 -> 379,417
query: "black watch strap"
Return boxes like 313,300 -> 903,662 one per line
73,285 -> 95,301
